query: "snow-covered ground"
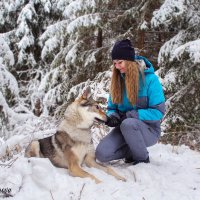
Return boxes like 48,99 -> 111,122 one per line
0,143 -> 200,200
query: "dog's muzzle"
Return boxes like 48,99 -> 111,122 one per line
95,116 -> 107,123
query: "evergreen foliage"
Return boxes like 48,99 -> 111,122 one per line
0,0 -> 199,150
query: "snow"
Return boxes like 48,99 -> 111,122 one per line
1,76 -> 199,199
15,2 -> 37,63
39,20 -> 68,42
65,43 -> 78,64
63,71 -> 111,103
0,37 -> 15,66
41,36 -> 60,60
17,3 -> 36,23
171,39 -> 200,64
157,30 -> 186,65
151,0 -> 187,28
43,85 -> 62,112
0,39 -> 19,97
63,0 -> 96,20
67,14 -> 100,34
0,63 -> 19,96
1,0 -> 200,199
39,20 -> 68,60
39,0 -> 52,13
84,50 -> 97,67
162,69 -> 176,88
0,64 -> 19,111
0,141 -> 200,199
17,34 -> 35,50
140,20 -> 149,30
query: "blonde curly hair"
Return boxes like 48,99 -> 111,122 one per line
110,61 -> 139,105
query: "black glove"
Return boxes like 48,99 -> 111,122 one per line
119,112 -> 127,122
105,115 -> 121,127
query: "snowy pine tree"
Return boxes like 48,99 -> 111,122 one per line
0,0 -> 199,150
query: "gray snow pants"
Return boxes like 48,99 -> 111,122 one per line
95,118 -> 160,162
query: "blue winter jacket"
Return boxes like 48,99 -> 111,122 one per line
107,56 -> 165,134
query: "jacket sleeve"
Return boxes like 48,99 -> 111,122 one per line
138,75 -> 165,121
106,95 -> 118,116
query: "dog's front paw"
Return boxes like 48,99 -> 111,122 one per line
120,176 -> 127,182
95,178 -> 102,184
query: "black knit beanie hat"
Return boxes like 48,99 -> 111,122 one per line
111,39 -> 135,61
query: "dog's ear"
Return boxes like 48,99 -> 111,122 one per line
82,86 -> 91,99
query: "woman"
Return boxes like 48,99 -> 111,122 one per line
95,39 -> 165,165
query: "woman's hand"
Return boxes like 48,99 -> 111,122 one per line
105,110 -> 138,127
105,115 -> 121,127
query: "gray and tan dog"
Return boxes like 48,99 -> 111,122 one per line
25,87 -> 126,183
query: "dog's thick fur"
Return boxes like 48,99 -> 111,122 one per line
25,87 -> 126,183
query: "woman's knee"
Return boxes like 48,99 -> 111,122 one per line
95,127 -> 125,162
120,118 -> 140,131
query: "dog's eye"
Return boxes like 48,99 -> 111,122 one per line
96,105 -> 100,110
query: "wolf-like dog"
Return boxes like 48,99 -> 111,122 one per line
25,87 -> 126,183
